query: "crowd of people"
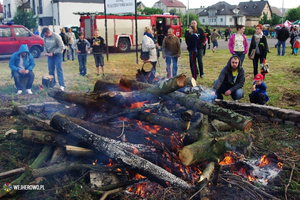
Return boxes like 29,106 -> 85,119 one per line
10,22 -> 298,106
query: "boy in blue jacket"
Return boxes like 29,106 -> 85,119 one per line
72,32 -> 91,76
249,74 -> 269,105
9,44 -> 35,95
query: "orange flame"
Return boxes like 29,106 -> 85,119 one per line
105,158 -> 115,167
92,159 -> 97,165
130,101 -> 147,109
247,175 -> 257,182
258,155 -> 269,167
219,154 -> 236,165
278,162 -> 283,169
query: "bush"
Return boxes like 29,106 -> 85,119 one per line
245,28 -> 255,36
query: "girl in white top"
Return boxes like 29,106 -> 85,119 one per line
142,26 -> 158,74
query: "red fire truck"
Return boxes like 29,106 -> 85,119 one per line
77,13 -> 182,52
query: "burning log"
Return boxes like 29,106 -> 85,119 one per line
50,114 -> 195,190
133,112 -> 191,131
93,80 -> 126,93
48,74 -> 188,108
118,79 -> 252,132
179,132 -> 252,166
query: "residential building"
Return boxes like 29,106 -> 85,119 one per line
198,1 -> 246,26
2,0 -> 104,27
238,0 -> 272,27
153,0 -> 186,15
137,1 -> 146,11
0,2 -> 3,19
188,6 -> 205,15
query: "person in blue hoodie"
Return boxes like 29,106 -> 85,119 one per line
212,55 -> 245,101
9,44 -> 35,95
249,73 -> 269,105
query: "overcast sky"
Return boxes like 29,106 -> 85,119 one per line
0,0 -> 298,10
143,0 -> 298,9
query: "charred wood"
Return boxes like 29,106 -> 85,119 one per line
50,114 -> 195,190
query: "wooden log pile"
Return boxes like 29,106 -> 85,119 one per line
0,74 -> 256,199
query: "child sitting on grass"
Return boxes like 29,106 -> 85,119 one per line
249,74 -> 269,105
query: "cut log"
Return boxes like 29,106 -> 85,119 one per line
32,161 -> 119,178
0,167 -> 26,179
209,119 -> 234,132
22,130 -> 79,147
198,162 -> 215,182
65,145 -> 96,157
181,109 -> 194,121
49,146 -> 66,165
118,79 -> 252,132
179,138 -> 218,166
179,132 -> 252,166
50,114 -> 195,190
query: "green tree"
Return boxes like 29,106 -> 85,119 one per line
142,7 -> 164,15
270,15 -> 281,26
13,8 -> 37,30
284,6 -> 300,21
259,13 -> 271,25
183,12 -> 200,27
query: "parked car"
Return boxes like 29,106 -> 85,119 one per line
0,22 -> 44,58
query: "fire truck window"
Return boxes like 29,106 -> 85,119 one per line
166,18 -> 171,26
172,18 -> 179,25
14,27 -> 31,37
0,28 -> 12,37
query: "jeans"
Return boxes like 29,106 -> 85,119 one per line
277,40 -> 286,56
233,52 -> 245,67
214,80 -> 244,100
165,56 -> 178,77
252,54 -> 263,76
48,53 -> 64,87
78,54 -> 87,75
197,49 -> 204,76
67,44 -> 75,60
12,70 -> 35,90
249,93 -> 266,105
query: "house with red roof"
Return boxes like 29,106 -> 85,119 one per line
153,0 -> 186,15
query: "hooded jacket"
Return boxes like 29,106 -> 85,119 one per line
9,44 -> 35,78
213,56 -> 245,92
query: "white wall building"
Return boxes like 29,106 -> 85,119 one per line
3,0 -> 18,21
153,0 -> 186,15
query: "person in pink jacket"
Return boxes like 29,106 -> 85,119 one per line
228,24 -> 248,66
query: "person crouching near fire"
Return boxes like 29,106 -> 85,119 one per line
9,44 -> 35,95
212,55 -> 245,101
162,28 -> 181,79
249,74 -> 269,105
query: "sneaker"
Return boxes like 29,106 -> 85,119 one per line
200,75 -> 204,78
84,74 -> 89,77
102,73 -> 105,77
60,86 -> 65,91
26,89 -> 33,94
16,90 -> 22,95
97,74 -> 100,76
212,49 -> 215,53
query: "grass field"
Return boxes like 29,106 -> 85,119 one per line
0,46 -> 299,111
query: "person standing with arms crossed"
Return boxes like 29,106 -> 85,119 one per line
90,29 -> 106,77
162,28 -> 181,78
66,28 -> 76,61
42,27 -> 65,91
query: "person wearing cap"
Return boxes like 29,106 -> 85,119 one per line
249,74 -> 269,105
212,55 -> 245,101
9,44 -> 35,95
